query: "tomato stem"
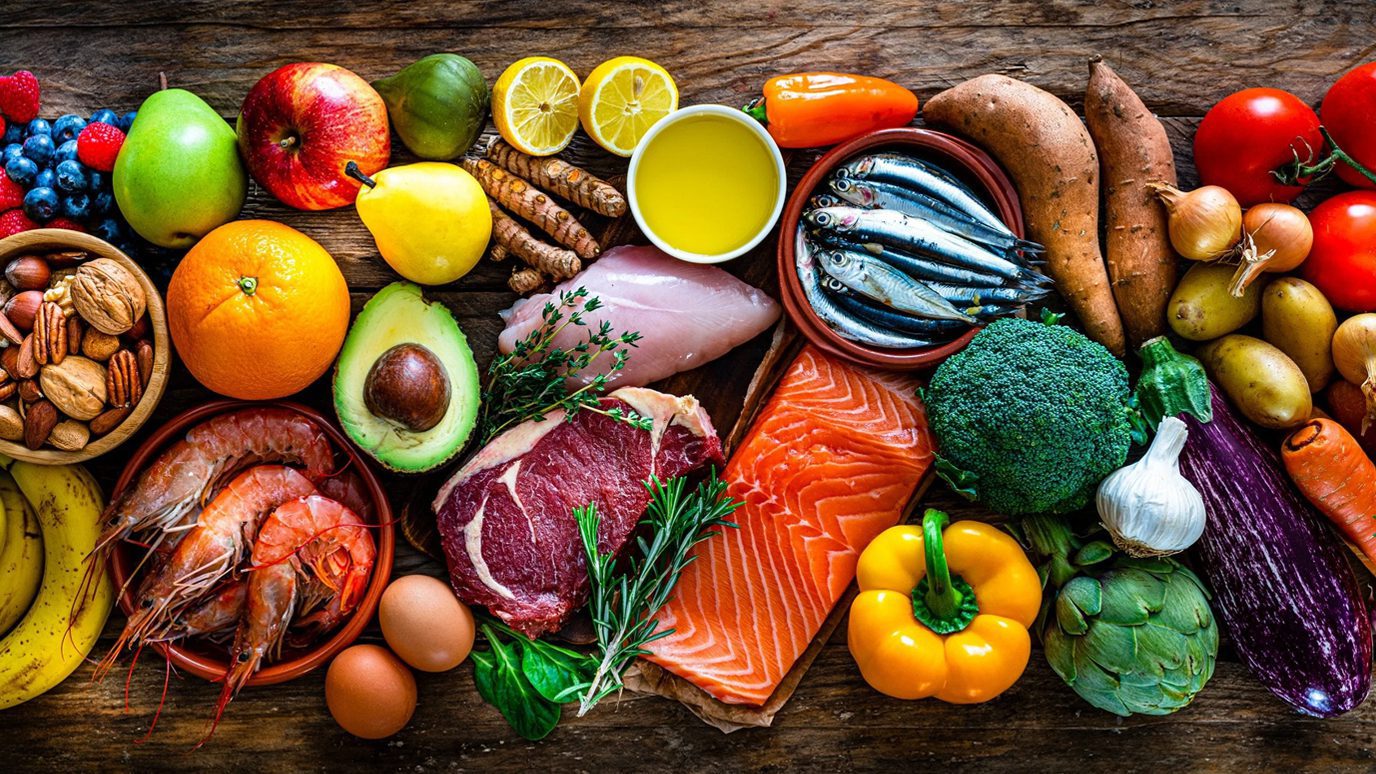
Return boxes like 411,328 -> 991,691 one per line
1274,127 -> 1376,187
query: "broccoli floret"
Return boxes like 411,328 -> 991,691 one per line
926,317 -> 1133,516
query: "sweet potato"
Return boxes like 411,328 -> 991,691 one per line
1085,57 -> 1177,349
925,74 -> 1126,355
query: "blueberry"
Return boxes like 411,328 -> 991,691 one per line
4,156 -> 38,186
117,111 -> 137,132
91,217 -> 122,242
2,143 -> 22,164
87,169 -> 108,192
34,168 -> 55,191
22,187 -> 59,222
1,123 -> 21,145
53,139 -> 79,164
54,159 -> 88,193
51,114 -> 87,144
91,190 -> 114,215
21,133 -> 55,167
25,118 -> 51,137
59,192 -> 91,221
89,109 -> 118,127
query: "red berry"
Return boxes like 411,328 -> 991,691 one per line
0,170 -> 22,211
0,116 -> 6,137
77,122 -> 125,172
0,71 -> 41,123
45,217 -> 85,233
0,209 -> 38,239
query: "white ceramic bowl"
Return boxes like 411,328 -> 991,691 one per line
627,104 -> 787,264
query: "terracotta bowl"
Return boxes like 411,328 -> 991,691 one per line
777,127 -> 1027,370
0,229 -> 171,463
108,400 -> 395,686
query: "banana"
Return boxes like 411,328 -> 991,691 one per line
0,457 -> 114,710
0,473 -> 44,634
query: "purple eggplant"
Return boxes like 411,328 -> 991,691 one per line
1179,384 -> 1372,717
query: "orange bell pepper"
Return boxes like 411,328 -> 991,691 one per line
848,509 -> 1041,703
743,73 -> 919,149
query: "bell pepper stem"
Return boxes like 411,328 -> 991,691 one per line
742,99 -> 769,126
910,509 -> 979,635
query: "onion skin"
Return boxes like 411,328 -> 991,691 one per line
1229,204 -> 1314,297
1330,313 -> 1376,433
1152,183 -> 1242,261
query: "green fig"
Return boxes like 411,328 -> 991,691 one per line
373,54 -> 490,160
112,88 -> 247,249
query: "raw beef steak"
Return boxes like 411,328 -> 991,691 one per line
433,387 -> 724,636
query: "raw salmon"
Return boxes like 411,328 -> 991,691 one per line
645,345 -> 932,705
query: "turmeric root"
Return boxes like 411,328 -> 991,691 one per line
489,243 -> 510,262
487,199 -> 582,280
461,158 -> 601,260
485,139 -> 628,217
508,267 -> 546,294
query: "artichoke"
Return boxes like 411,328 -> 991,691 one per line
1022,516 -> 1218,716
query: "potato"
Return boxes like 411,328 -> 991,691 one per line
1197,334 -> 1312,429
1261,277 -> 1337,393
1168,262 -> 1261,341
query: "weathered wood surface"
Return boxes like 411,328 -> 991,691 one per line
3,1 -> 1376,770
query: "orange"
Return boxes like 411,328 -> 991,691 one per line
167,220 -> 351,400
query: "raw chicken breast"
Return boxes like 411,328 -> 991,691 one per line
498,245 -> 781,387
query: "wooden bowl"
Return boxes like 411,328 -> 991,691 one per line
0,229 -> 171,463
107,400 -> 396,686
776,128 -> 1028,370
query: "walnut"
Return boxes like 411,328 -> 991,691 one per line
38,356 -> 107,421
70,259 -> 146,335
42,274 -> 76,316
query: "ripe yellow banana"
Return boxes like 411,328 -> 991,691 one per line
0,457 -> 114,709
0,473 -> 44,634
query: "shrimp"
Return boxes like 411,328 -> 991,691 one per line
205,496 -> 375,740
96,408 -> 335,555
97,466 -> 318,679
148,581 -> 247,643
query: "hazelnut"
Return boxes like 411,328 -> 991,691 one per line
71,259 -> 146,335
0,404 -> 21,441
39,356 -> 107,421
80,329 -> 120,362
4,290 -> 42,332
47,419 -> 89,451
4,256 -> 51,292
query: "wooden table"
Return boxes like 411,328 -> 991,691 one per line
4,1 -> 1375,770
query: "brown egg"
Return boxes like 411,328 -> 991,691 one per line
325,644 -> 417,739
378,574 -> 476,672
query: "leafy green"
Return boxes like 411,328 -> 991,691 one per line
471,625 -> 561,740
519,637 -> 596,704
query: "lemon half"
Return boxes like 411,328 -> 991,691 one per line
493,57 -> 582,157
579,56 -> 679,157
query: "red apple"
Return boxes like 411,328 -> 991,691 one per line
237,63 -> 390,210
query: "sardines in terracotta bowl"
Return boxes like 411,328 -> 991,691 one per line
777,127 -> 1042,370
103,400 -> 395,703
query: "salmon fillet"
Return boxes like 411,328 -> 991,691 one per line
645,346 -> 932,705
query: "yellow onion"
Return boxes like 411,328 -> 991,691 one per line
1151,183 -> 1243,262
1331,313 -> 1376,433
1228,203 -> 1314,297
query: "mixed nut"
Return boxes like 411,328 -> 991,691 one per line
0,249 -> 153,451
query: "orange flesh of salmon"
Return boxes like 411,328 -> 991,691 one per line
644,346 -> 933,705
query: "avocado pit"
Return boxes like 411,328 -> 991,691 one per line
363,343 -> 451,432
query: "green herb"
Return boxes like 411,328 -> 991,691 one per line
573,470 -> 740,717
471,624 -> 561,741
477,287 -> 650,444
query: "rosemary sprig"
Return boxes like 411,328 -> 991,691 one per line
477,287 -> 651,445
572,470 -> 740,716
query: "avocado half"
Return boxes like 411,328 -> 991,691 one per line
333,282 -> 479,473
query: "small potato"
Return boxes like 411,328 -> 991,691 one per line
1168,262 -> 1261,341
1198,334 -> 1312,429
1261,277 -> 1337,393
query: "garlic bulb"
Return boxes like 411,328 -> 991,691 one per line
1096,417 -> 1206,557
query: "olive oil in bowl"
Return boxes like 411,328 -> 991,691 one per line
629,105 -> 786,263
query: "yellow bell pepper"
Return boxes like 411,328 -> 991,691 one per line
848,509 -> 1041,703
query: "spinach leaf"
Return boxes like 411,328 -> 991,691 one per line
471,626 -> 560,741
520,638 -> 595,704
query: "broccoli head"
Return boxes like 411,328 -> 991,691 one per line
926,317 -> 1133,516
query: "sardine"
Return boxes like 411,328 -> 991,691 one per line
808,192 -> 846,210
808,233 -> 1044,289
827,177 -> 1044,256
794,228 -> 939,349
819,250 -> 975,323
835,153 -> 1007,233
922,281 -> 1053,307
818,278 -> 971,338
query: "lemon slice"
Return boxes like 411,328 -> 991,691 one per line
579,56 -> 679,157
493,57 -> 582,157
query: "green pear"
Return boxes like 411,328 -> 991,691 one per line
113,88 -> 247,249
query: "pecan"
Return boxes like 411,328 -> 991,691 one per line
45,250 -> 89,268
18,379 -> 40,403
33,302 -> 66,366
15,335 -> 38,379
0,381 -> 14,402
106,350 -> 142,409
89,406 -> 131,436
80,329 -> 120,362
135,340 -> 154,385
66,315 -> 82,355
23,400 -> 57,450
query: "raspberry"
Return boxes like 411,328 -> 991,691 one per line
0,71 -> 40,123
0,209 -> 37,238
45,217 -> 85,233
0,169 -> 22,211
77,122 -> 125,172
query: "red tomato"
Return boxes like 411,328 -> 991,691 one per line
1322,62 -> 1376,190
1301,191 -> 1376,312
1194,88 -> 1321,206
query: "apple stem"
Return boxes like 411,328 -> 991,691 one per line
279,135 -> 298,151
158,71 -> 168,91
344,161 -> 376,189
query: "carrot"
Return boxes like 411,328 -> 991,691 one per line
486,199 -> 581,281
508,266 -> 546,294
1324,379 -> 1376,460
925,74 -> 1127,356
461,158 -> 601,260
485,139 -> 627,217
1283,418 -> 1376,571
1084,57 -> 1177,350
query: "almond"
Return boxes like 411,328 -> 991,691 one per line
22,400 -> 57,450
17,379 -> 40,403
0,404 -> 22,442
89,406 -> 130,436
15,335 -> 38,379
135,340 -> 154,385
47,419 -> 89,451
1,346 -> 18,381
